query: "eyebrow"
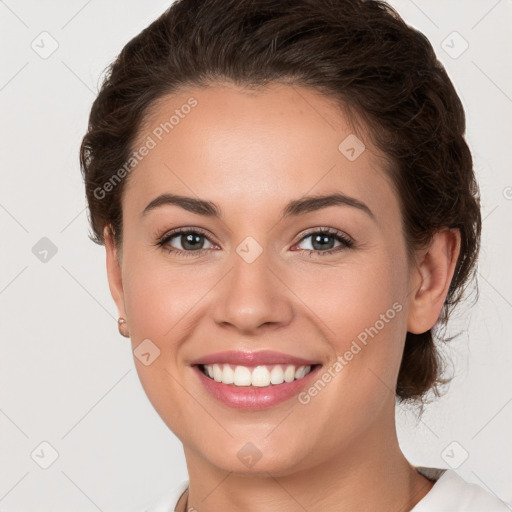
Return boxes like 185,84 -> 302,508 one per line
141,192 -> 375,221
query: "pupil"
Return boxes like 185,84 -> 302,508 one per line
313,234 -> 334,251
183,233 -> 202,250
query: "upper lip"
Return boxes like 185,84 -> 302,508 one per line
190,350 -> 321,367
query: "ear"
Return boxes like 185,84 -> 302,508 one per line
104,225 -> 127,319
407,228 -> 461,334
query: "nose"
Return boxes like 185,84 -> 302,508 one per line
211,247 -> 294,335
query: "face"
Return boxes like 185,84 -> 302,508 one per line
105,83 -> 446,477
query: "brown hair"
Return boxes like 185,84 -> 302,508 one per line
80,0 -> 481,403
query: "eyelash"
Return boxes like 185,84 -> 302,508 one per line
155,227 -> 354,258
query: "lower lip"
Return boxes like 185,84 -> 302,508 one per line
192,365 -> 322,410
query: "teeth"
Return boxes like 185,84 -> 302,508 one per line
270,365 -> 284,385
284,365 -> 296,382
212,364 -> 223,382
221,365 -> 234,384
295,366 -> 307,379
233,365 -> 252,386
202,363 -> 313,387
251,366 -> 270,387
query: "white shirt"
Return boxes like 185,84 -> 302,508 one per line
139,467 -> 509,511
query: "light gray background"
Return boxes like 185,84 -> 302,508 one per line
1,1 -> 511,510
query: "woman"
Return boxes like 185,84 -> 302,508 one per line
80,0 -> 507,510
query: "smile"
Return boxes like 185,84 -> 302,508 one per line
192,364 -> 322,410
199,363 -> 314,387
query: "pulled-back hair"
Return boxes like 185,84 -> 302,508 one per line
80,0 -> 481,402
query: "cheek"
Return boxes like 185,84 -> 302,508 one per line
299,258 -> 407,436
121,243 -> 200,341
303,248 -> 409,408
299,252 -> 406,346
119,248 -> 195,433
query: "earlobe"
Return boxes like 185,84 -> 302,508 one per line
406,228 -> 461,335
104,225 -> 127,319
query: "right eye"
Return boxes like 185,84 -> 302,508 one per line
157,228 -> 217,257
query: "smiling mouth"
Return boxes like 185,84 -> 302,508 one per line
197,363 -> 322,387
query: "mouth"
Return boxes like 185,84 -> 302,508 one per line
191,357 -> 324,410
196,362 -> 321,387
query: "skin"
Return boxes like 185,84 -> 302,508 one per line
104,83 -> 461,511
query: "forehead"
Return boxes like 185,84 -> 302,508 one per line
124,83 -> 396,223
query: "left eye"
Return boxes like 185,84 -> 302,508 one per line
294,230 -> 352,252
163,231 -> 215,252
